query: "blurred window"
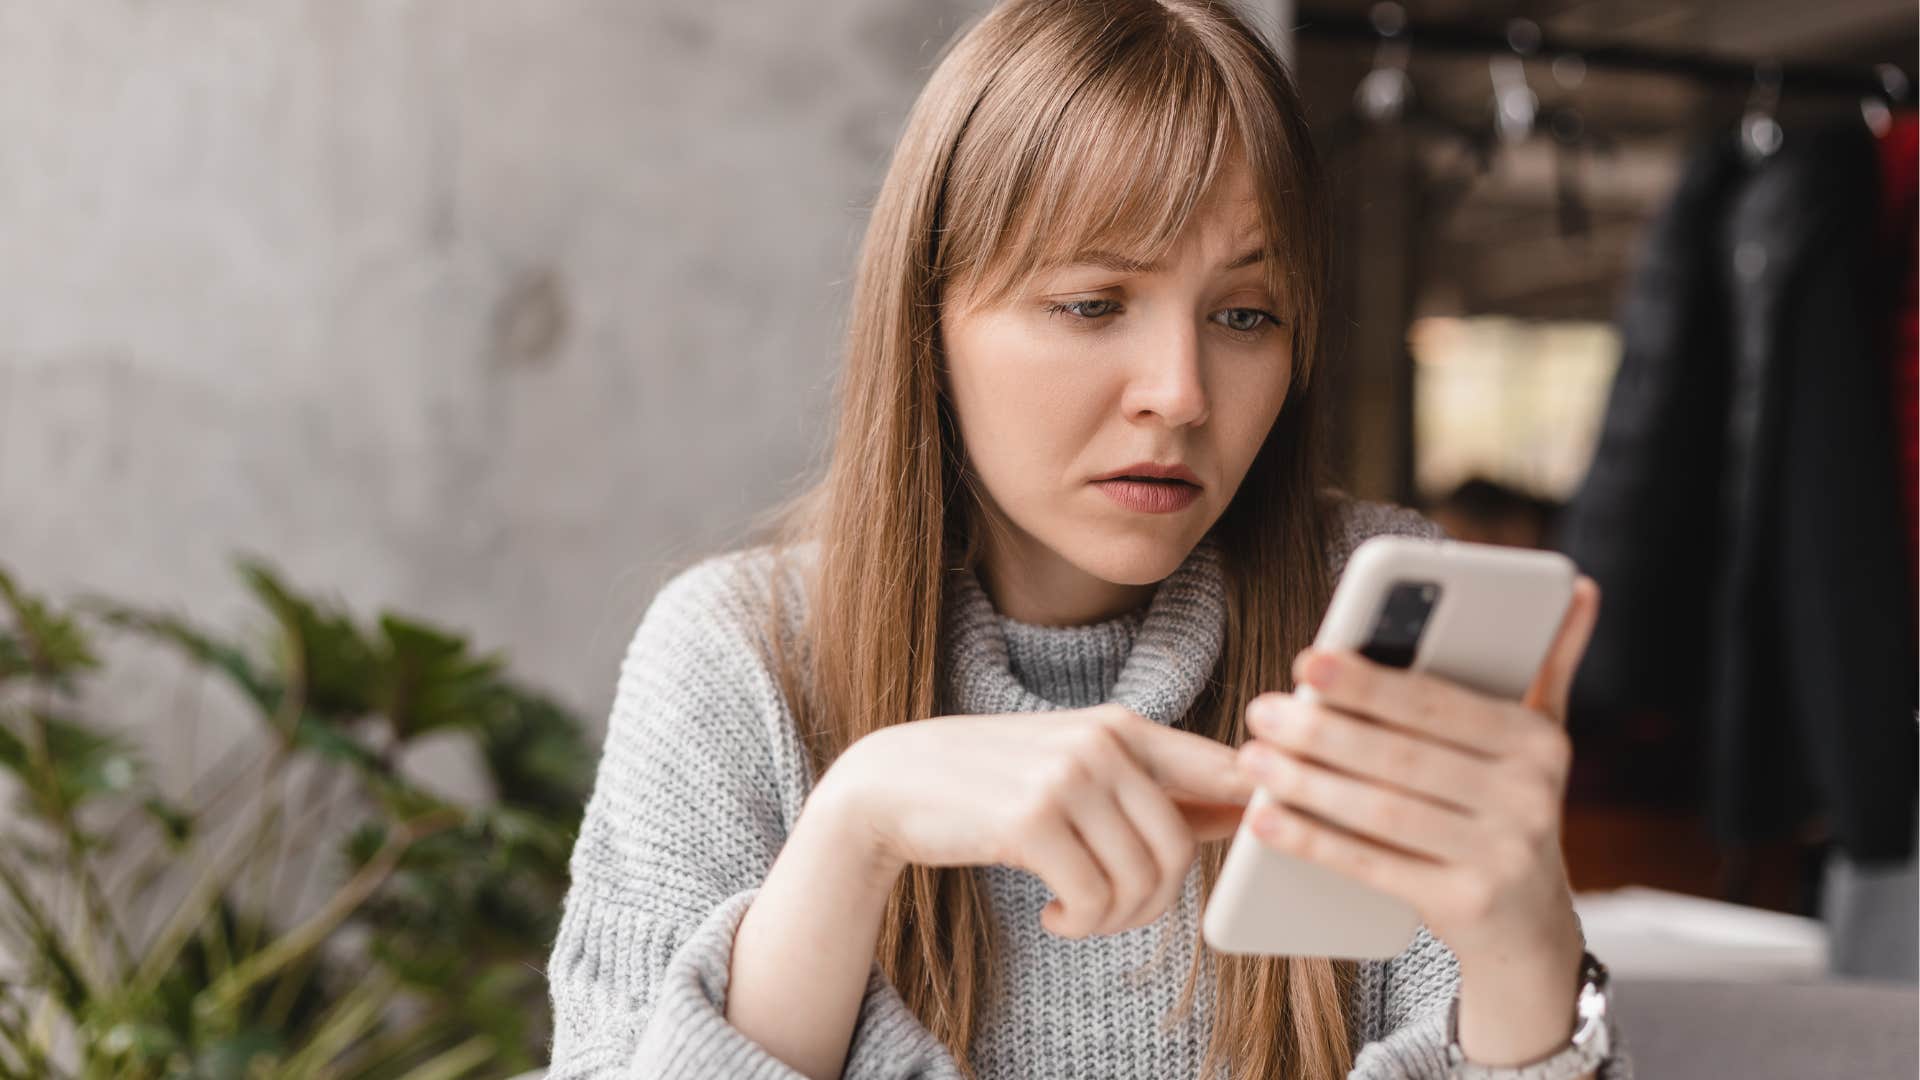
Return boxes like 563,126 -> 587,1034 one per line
1410,314 -> 1620,504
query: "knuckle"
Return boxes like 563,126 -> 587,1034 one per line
1058,894 -> 1108,938
1383,735 -> 1421,780
1528,724 -> 1573,777
1456,876 -> 1497,921
1289,705 -> 1328,751
1042,752 -> 1097,797
1017,786 -> 1069,829
1493,836 -> 1533,883
1144,837 -> 1182,883
1341,662 -> 1373,700
1089,881 -> 1116,920
1400,686 -> 1436,729
1096,705 -> 1143,735
1245,693 -> 1277,734
1072,721 -> 1126,765
1336,836 -> 1372,877
1517,783 -> 1561,841
1170,832 -> 1197,871
1295,823 -> 1333,865
1366,794 -> 1407,835
1264,754 -> 1300,795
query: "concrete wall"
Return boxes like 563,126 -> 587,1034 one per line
0,1 -> 988,765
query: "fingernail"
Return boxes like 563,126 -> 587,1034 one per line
1254,806 -> 1287,837
1302,651 -> 1340,689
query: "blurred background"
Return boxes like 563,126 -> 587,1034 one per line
0,1 -> 1914,1077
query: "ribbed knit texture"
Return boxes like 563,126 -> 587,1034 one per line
545,494 -> 1632,1078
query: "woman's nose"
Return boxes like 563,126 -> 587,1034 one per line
1120,316 -> 1210,427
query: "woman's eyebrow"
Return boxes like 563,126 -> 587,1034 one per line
1061,246 -> 1270,274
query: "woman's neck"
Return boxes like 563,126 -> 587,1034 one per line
943,532 -> 1228,724
974,531 -> 1157,627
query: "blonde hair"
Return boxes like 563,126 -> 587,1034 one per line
739,1 -> 1354,1076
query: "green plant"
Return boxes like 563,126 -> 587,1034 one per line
0,557 -> 596,1079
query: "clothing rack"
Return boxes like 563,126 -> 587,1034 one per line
1293,4 -> 1913,103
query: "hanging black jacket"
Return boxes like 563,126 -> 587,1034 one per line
1558,133 -> 1744,721
1560,121 -> 1918,863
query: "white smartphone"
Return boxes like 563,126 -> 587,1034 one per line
1200,534 -> 1577,959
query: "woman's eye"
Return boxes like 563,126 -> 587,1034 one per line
1046,299 -> 1118,321
1043,300 -> 1281,336
1215,308 -> 1276,334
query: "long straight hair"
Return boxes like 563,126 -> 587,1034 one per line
738,2 -> 1352,1076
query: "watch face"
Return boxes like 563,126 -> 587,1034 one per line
1582,952 -> 1610,989
1572,971 -> 1611,1052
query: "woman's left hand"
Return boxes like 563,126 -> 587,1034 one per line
1234,574 -> 1601,968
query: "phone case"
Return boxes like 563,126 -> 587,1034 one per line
1200,534 -> 1576,959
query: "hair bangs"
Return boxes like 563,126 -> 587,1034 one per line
944,18 -> 1244,316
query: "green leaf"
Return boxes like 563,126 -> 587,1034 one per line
0,631 -> 31,682
38,712 -> 140,802
85,595 -> 387,775
467,804 -> 573,865
0,558 -> 590,1073
375,616 -> 505,742
0,860 -> 94,1014
0,567 -> 98,686
469,684 -> 594,817
289,712 -> 380,771
388,1032 -> 496,1080
190,1026 -> 283,1080
0,708 -> 144,821
141,796 -> 195,850
79,600 -> 277,714
271,970 -> 394,1078
92,1017 -> 178,1064
236,557 -> 380,720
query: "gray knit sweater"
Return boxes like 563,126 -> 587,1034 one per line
545,495 -> 1632,1078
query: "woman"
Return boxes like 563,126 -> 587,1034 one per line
546,1 -> 1630,1077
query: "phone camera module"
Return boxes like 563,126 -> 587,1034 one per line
1358,580 -> 1440,669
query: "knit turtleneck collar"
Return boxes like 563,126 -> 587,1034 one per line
941,535 -> 1226,726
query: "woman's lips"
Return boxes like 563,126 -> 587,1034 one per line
1092,478 -> 1200,513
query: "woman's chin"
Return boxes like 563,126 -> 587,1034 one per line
1064,533 -> 1197,587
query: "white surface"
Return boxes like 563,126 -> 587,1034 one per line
1574,885 -> 1830,981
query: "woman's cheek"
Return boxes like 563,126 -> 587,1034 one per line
1218,361 -> 1290,442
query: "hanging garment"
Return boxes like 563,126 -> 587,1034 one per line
1558,132 -> 1745,721
1877,113 -> 1918,599
1712,119 -> 1917,863
1818,109 -> 1920,982
1561,121 -> 1919,864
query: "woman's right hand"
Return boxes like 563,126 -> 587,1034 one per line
810,704 -> 1258,939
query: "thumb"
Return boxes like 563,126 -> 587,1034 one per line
1523,574 -> 1601,723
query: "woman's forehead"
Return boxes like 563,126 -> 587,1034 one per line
1041,201 -> 1265,274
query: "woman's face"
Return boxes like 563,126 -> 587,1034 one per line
939,159 -> 1293,625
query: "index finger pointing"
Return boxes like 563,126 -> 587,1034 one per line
1111,718 -> 1258,807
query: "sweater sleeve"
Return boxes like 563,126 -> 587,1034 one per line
544,553 -> 963,1079
1349,918 -> 1634,1079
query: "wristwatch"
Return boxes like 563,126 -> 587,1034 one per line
1444,950 -> 1611,1079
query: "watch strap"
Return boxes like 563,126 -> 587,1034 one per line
1444,950 -> 1611,1079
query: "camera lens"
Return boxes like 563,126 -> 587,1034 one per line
1359,580 -> 1440,669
